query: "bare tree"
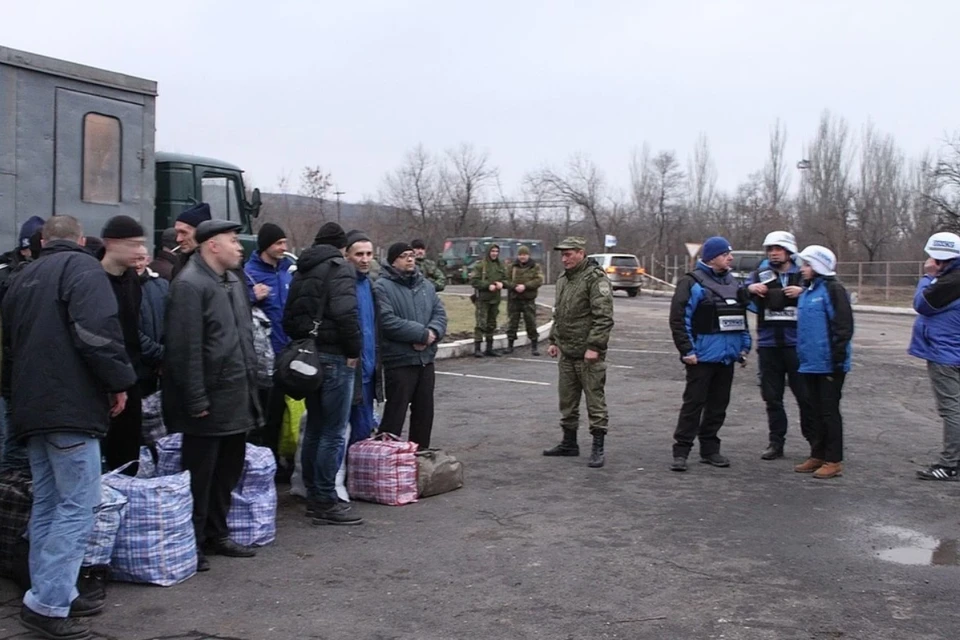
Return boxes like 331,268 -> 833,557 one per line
762,119 -> 791,220
650,151 -> 687,257
299,166 -> 333,220
439,143 -> 498,236
853,123 -> 909,262
528,153 -> 608,249
688,133 -> 717,221
925,135 -> 960,232
381,145 -> 441,239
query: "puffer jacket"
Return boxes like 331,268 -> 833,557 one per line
282,244 -> 361,359
909,260 -> 960,367
2,241 -> 136,440
797,276 -> 854,374
244,251 -> 293,355
670,262 -> 752,365
549,257 -> 614,359
162,253 -> 262,436
374,265 -> 447,370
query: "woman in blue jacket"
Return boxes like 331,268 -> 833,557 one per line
909,232 -> 960,481
794,246 -> 853,479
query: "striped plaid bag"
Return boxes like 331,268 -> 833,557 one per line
104,461 -> 197,586
346,434 -> 419,506
225,443 -> 277,547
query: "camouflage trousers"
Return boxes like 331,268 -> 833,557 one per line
474,299 -> 500,340
507,298 -> 538,342
558,354 -> 608,435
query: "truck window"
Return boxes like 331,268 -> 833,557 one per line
202,175 -> 240,221
82,113 -> 121,204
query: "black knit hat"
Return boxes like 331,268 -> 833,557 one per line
314,222 -> 347,249
101,215 -> 145,239
388,242 -> 414,265
410,238 -> 426,250
257,223 -> 287,253
176,203 -> 212,228
346,230 -> 371,249
160,227 -> 178,250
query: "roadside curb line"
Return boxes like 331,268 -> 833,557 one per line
852,304 -> 915,316
437,293 -> 554,360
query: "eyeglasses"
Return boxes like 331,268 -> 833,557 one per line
399,252 -> 415,260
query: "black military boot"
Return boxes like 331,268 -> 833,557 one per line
484,337 -> 500,357
474,341 -> 484,358
505,339 -> 514,354
530,340 -> 540,356
543,430 -> 579,457
588,433 -> 605,468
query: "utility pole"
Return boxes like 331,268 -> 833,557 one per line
334,188 -> 346,225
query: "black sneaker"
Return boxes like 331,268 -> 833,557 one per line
206,538 -> 257,558
68,595 -> 104,618
760,445 -> 784,461
196,553 -> 211,572
20,606 -> 91,639
700,453 -> 730,467
76,565 -> 109,602
312,502 -> 363,526
916,464 -> 959,481
671,457 -> 688,472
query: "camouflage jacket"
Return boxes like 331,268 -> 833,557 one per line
549,258 -> 614,358
469,258 -> 510,303
417,257 -> 446,292
508,260 -> 544,301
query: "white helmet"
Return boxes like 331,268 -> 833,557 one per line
761,231 -> 798,254
924,232 -> 960,261
797,245 -> 836,277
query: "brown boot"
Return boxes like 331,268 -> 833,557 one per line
794,458 -> 824,473
813,462 -> 843,479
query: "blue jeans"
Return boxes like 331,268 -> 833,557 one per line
24,433 -> 101,618
0,398 -> 29,473
302,354 -> 355,503
349,379 -> 376,446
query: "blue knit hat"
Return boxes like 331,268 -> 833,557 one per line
176,203 -> 212,228
18,216 -> 44,249
701,236 -> 733,262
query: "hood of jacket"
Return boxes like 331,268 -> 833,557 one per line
247,249 -> 294,277
297,244 -> 344,272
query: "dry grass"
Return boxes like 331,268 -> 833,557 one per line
438,293 -> 552,342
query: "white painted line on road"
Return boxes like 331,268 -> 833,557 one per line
608,348 -> 674,355
436,371 -> 552,386
612,338 -> 676,344
505,357 -> 635,370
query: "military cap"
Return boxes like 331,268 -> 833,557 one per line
554,236 -> 586,250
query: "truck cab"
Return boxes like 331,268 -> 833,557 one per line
154,152 -> 261,255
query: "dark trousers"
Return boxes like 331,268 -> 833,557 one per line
758,347 -> 813,448
380,364 -> 436,448
803,373 -> 846,463
255,380 -> 288,460
181,432 -> 246,548
103,385 -> 143,471
673,362 -> 735,458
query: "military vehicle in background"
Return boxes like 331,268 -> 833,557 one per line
441,236 -> 545,283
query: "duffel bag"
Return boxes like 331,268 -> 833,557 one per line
104,461 -> 196,586
141,391 -> 167,446
225,443 -> 277,547
346,434 -> 418,506
416,449 -> 464,497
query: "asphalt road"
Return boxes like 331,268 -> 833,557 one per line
1,291 -> 957,640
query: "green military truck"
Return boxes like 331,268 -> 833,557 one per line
441,236 -> 544,283
0,46 -> 261,254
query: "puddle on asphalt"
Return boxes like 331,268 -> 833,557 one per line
873,525 -> 959,566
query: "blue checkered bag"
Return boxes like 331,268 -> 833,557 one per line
154,433 -> 183,476
103,461 -> 197,586
84,484 -> 127,567
226,444 -> 277,547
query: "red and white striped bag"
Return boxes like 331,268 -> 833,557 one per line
346,434 -> 419,506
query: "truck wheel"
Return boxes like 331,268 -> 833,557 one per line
626,288 -> 639,298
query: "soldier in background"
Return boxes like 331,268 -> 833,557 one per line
411,239 -> 446,292
506,245 -> 544,356
470,244 -> 509,358
544,237 -> 614,468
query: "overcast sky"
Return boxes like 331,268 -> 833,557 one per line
4,0 -> 959,202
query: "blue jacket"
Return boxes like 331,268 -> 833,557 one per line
669,262 -> 751,365
909,260 -> 960,367
356,274 -> 377,383
244,252 -> 293,355
746,259 -> 802,348
797,276 -> 854,374
138,268 -> 169,376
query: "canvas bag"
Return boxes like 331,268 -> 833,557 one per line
416,449 -> 464,497
104,460 -> 197,586
346,434 -> 418,506
141,391 -> 167,446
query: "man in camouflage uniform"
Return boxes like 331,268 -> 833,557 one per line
545,237 -> 615,468
506,245 -> 544,356
412,239 -> 445,292
470,243 -> 509,358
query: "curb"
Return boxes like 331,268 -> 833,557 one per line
852,304 -> 915,316
437,293 -> 554,360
